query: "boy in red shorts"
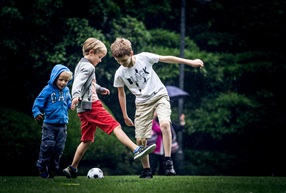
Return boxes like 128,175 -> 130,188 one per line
63,38 -> 156,178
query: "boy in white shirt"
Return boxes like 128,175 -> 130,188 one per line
110,37 -> 204,178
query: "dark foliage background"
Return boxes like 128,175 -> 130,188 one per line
0,0 -> 285,176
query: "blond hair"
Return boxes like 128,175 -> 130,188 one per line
110,37 -> 132,57
82,38 -> 107,56
62,70 -> 73,80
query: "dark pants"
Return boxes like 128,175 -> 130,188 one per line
149,153 -> 165,175
36,123 -> 67,172
149,152 -> 178,175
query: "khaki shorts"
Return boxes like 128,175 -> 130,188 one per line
134,95 -> 171,139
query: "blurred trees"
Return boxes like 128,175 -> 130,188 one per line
0,0 -> 285,176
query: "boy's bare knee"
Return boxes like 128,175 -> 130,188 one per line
160,121 -> 170,130
113,125 -> 122,134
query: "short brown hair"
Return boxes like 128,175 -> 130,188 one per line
110,37 -> 132,57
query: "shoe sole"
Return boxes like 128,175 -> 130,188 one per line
166,172 -> 176,176
134,144 -> 156,161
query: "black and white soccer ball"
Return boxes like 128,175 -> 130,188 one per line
87,167 -> 104,179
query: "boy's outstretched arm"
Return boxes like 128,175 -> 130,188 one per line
158,56 -> 204,68
117,87 -> 134,127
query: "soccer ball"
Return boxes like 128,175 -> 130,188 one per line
87,168 -> 104,179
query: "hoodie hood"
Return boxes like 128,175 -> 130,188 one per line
48,64 -> 73,87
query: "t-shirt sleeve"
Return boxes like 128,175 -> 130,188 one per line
113,69 -> 124,87
142,52 -> 160,65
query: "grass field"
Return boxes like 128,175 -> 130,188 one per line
0,175 -> 285,193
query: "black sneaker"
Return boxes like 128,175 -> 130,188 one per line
139,169 -> 153,178
163,160 -> 176,176
63,165 -> 78,178
134,144 -> 156,161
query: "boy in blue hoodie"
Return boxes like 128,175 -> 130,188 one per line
32,64 -> 74,178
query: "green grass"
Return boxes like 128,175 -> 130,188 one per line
0,176 -> 285,193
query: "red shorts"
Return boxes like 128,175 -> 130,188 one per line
78,100 -> 120,142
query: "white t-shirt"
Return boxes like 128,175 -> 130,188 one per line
113,52 -> 168,103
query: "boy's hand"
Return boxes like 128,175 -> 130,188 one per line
191,59 -> 204,68
72,97 -> 82,107
124,117 -> 134,126
70,103 -> 76,110
97,87 -> 110,95
35,114 -> 44,121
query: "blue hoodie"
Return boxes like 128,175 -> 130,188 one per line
32,64 -> 73,124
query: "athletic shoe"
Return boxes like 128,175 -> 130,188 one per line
39,167 -> 49,178
139,169 -> 153,178
163,160 -> 176,176
63,165 -> 78,178
134,144 -> 156,161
